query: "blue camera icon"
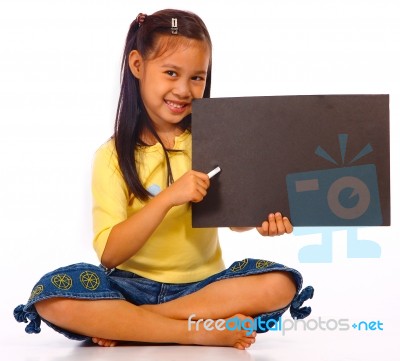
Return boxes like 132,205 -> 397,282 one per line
286,164 -> 382,226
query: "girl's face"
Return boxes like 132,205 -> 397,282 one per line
130,36 -> 210,131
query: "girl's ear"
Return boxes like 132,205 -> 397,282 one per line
129,50 -> 143,79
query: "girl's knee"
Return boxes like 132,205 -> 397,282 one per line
264,271 -> 297,310
35,298 -> 72,322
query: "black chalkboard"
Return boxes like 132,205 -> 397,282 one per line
192,95 -> 390,227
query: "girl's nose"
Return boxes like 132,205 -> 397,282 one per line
172,80 -> 191,99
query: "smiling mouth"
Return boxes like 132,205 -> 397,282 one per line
165,100 -> 190,113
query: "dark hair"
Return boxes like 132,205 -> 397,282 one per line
113,9 -> 212,201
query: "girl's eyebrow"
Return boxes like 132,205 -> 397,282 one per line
161,64 -> 207,75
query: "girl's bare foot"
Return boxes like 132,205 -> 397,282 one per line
189,314 -> 257,350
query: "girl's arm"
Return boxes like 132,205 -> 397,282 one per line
101,170 -> 210,269
230,212 -> 293,236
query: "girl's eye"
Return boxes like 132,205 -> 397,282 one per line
166,71 -> 177,77
192,76 -> 206,82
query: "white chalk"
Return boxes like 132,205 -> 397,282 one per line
207,166 -> 221,179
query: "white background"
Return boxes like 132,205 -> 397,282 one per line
0,0 -> 399,360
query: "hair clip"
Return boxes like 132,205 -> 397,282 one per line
171,18 -> 178,34
136,13 -> 147,27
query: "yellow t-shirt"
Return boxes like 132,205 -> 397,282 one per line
91,130 -> 225,283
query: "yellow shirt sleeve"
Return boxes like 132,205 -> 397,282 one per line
91,140 -> 130,262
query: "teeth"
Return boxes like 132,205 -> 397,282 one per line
166,100 -> 185,109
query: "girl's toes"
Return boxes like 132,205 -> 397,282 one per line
234,342 -> 245,350
92,337 -> 117,347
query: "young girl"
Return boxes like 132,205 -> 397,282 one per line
14,9 -> 313,350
